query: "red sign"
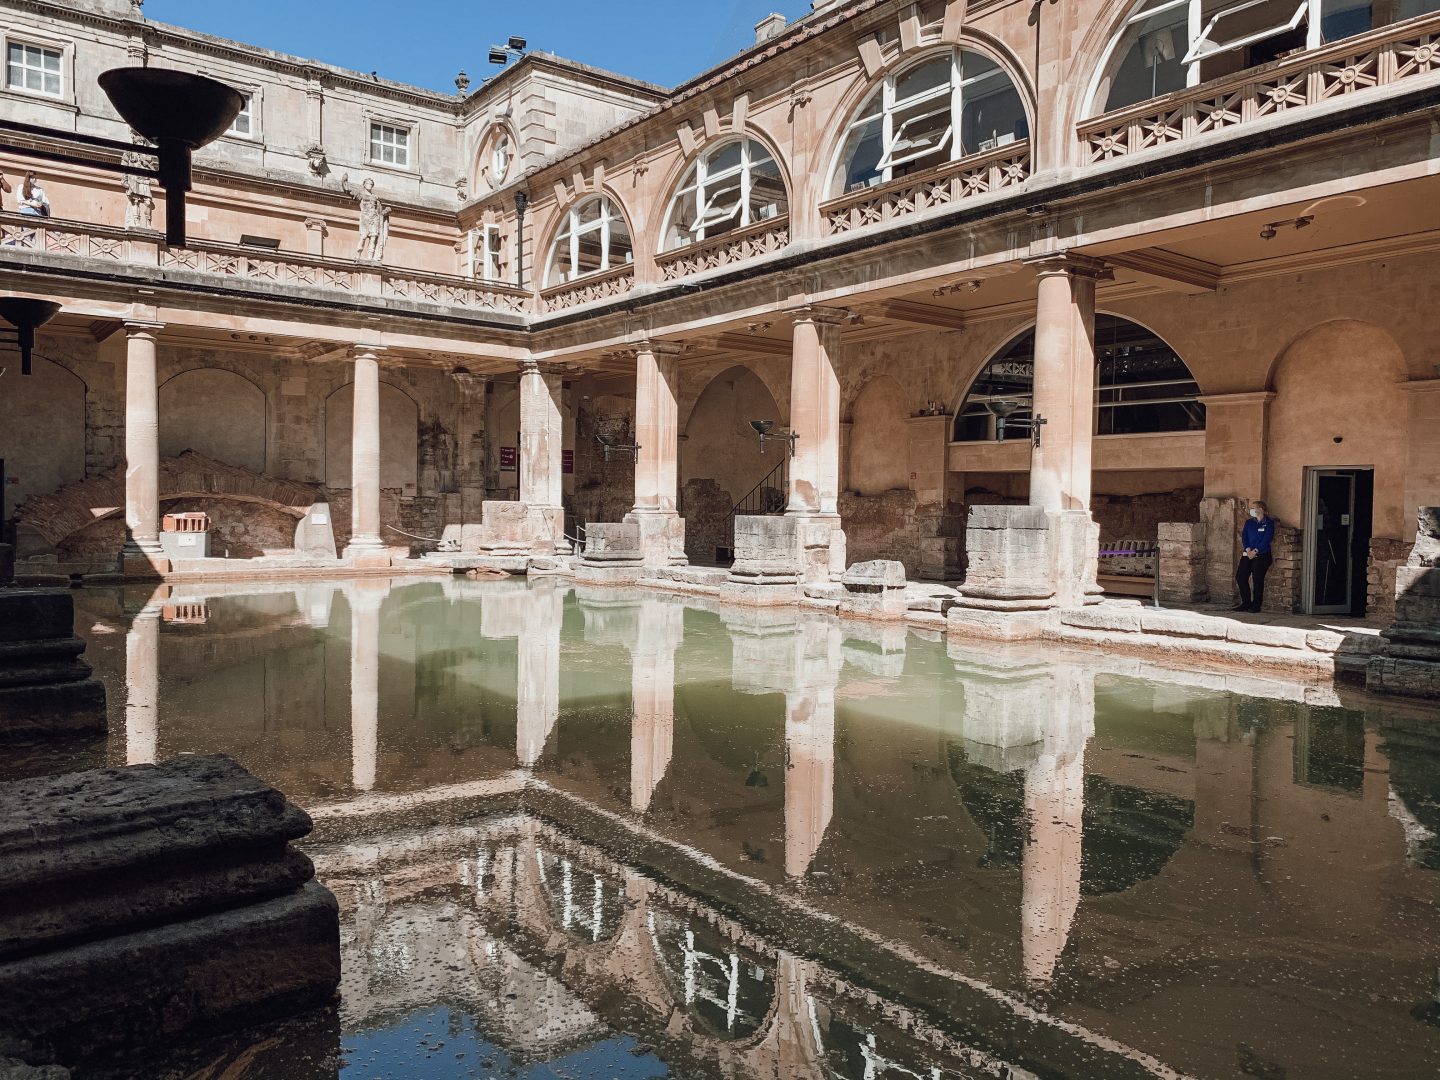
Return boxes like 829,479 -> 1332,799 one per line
499,446 -> 517,471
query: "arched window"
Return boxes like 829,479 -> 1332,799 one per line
953,315 -> 1205,441
661,138 -> 788,251
1094,0 -> 1440,113
544,196 -> 633,286
831,48 -> 1028,197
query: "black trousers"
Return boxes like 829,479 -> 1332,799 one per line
1235,552 -> 1273,610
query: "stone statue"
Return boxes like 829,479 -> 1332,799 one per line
121,145 -> 154,231
340,174 -> 388,262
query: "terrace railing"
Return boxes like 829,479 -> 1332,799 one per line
0,213 -> 531,316
656,217 -> 790,282
1078,12 -> 1440,165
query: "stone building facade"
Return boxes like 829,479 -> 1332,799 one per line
1,0 -> 1438,621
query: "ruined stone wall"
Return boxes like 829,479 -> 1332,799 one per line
1092,488 -> 1203,543
1368,537 -> 1413,624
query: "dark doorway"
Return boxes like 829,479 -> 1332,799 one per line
1303,467 -> 1374,617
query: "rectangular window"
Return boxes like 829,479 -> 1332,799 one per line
369,122 -> 409,168
476,224 -> 504,280
227,94 -> 253,137
6,42 -> 62,97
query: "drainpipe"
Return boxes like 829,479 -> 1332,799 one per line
514,189 -> 529,291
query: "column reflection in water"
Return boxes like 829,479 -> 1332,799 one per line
952,648 -> 1094,986
724,610 -> 845,879
347,579 -> 390,792
124,597 -> 163,765
480,579 -> 565,768
629,600 -> 683,814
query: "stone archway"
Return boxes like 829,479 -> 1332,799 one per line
679,365 -> 784,565
159,368 -> 267,473
0,355 -> 85,523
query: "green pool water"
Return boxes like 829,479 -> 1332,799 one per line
62,576 -> 1440,1079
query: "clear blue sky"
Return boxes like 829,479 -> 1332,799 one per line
144,1 -> 815,91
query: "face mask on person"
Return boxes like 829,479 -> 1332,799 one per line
1249,509 -> 1259,519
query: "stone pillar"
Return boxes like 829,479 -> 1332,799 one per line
124,600 -> 161,765
120,320 -> 169,576
729,308 -> 847,591
345,345 -> 390,567
629,600 -> 683,814
518,360 -> 567,554
625,342 -> 686,567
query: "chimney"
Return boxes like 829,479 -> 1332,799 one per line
755,13 -> 787,43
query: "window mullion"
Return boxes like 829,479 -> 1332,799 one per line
600,210 -> 611,273
1305,0 -> 1322,48
739,141 -> 752,228
950,49 -> 964,163
882,77 -> 896,183
1187,0 -> 1203,86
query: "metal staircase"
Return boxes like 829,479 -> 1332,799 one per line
718,458 -> 787,564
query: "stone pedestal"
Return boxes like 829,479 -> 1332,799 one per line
839,559 -> 908,619
1368,508 -> 1440,699
0,756 -> 340,1070
472,500 -> 565,558
576,521 -> 645,583
0,589 -> 106,738
727,515 -> 801,591
956,505 -> 1056,611
1157,521 -> 1207,604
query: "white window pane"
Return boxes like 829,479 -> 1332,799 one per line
895,57 -> 951,104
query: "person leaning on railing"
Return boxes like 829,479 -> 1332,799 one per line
15,172 -> 50,218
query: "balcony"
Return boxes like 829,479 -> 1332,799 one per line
0,213 -> 531,318
1078,12 -> 1440,165
539,263 -> 636,313
819,143 -> 1032,238
655,217 -> 791,282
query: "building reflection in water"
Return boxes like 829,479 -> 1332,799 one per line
101,577 -> 1440,1077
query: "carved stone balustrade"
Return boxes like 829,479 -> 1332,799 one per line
1078,12 -> 1440,164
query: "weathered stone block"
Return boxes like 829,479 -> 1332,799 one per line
728,515 -> 799,586
0,590 -> 105,738
0,756 -> 339,1070
1157,522 -> 1206,543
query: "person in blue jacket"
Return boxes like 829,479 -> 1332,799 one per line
1235,501 -> 1274,613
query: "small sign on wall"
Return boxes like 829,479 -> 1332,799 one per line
562,450 -> 574,475
500,446 -> 518,471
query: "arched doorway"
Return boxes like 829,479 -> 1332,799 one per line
680,365 -> 783,565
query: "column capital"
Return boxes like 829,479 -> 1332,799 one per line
303,217 -> 328,233
623,339 -> 684,359
1023,252 -> 1113,281
788,304 -> 849,327
518,358 -> 568,376
350,343 -> 387,361
123,319 -> 164,337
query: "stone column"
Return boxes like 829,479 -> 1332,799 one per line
345,345 -> 390,567
1028,254 -> 1108,607
303,217 -> 328,258
625,342 -> 686,567
731,307 -> 848,589
518,360 -> 566,554
348,581 -> 387,792
629,600 -> 683,814
124,600 -> 162,765
120,320 -> 168,576
1028,254 -> 1106,514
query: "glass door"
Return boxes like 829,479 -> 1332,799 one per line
1303,468 -> 1357,615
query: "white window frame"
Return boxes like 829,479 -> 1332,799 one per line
545,197 -> 632,287
491,134 -> 512,185
1092,0 -> 1335,111
472,223 -> 505,281
662,138 -> 786,250
368,120 -> 412,170
832,49 -> 1021,196
226,93 -> 254,138
4,36 -> 66,101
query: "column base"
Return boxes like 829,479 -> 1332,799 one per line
727,513 -> 845,587
622,511 -> 687,568
118,542 -> 170,579
343,540 -> 392,570
951,505 -> 1098,620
